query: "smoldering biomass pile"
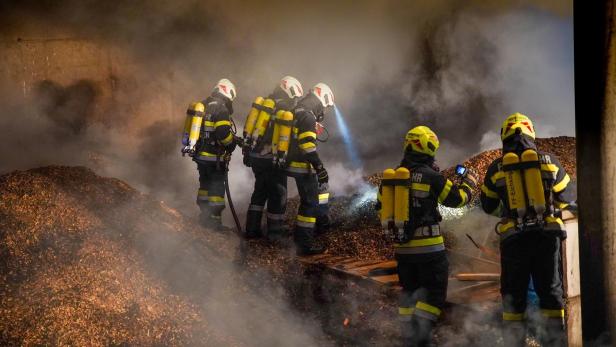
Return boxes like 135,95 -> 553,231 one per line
287,136 -> 577,259
0,166 -> 399,346
0,166 -> 241,346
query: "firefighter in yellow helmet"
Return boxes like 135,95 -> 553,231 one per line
378,126 -> 477,346
182,78 -> 238,231
242,76 -> 304,240
481,113 -> 574,347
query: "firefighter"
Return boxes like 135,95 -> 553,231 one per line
243,76 -> 304,240
182,78 -> 238,231
379,126 -> 477,346
285,83 -> 334,256
480,113 -> 573,347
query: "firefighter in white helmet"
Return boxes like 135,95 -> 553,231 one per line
285,83 -> 334,255
182,78 -> 238,231
242,76 -> 304,240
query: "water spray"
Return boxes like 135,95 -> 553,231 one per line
334,107 -> 363,169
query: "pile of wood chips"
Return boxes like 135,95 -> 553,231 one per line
287,136 -> 576,259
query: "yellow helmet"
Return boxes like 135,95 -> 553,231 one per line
404,126 -> 440,157
501,113 -> 535,141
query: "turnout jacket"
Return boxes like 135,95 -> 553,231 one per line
480,137 -> 572,240
393,153 -> 473,254
286,94 -> 324,174
193,93 -> 235,163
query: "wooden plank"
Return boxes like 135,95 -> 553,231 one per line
335,259 -> 386,270
352,260 -> 398,275
369,274 -> 399,286
455,273 -> 500,282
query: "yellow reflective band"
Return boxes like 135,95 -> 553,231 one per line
457,189 -> 468,208
221,133 -> 234,145
415,301 -> 441,317
553,174 -> 570,193
398,236 -> 444,248
299,142 -> 316,149
297,215 -> 316,223
319,193 -> 330,200
438,180 -> 453,203
540,309 -> 564,318
298,131 -> 317,140
491,171 -> 505,185
292,127 -> 299,134
411,183 -> 430,192
198,151 -> 218,157
204,121 -> 215,127
198,190 -> 208,196
545,216 -> 564,226
541,163 -> 559,173
208,196 -> 225,202
214,120 -> 231,127
289,161 -> 310,168
481,184 -> 499,199
498,221 -> 516,234
398,307 -> 415,316
556,201 -> 569,209
503,312 -> 525,321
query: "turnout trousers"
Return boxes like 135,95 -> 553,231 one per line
500,230 -> 565,347
196,161 -> 226,225
288,172 -> 320,252
395,251 -> 448,347
245,158 -> 288,238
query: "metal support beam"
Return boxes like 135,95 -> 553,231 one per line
574,0 -> 615,343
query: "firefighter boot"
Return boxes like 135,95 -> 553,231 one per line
538,316 -> 566,347
266,216 -> 289,242
294,227 -> 324,256
409,316 -> 436,347
502,321 -> 526,347
244,209 -> 263,239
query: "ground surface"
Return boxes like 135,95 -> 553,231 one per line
0,137 -> 576,346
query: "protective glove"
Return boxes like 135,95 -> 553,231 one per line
242,147 -> 251,167
462,168 -> 479,188
223,152 -> 232,163
181,145 -> 193,157
315,165 -> 329,185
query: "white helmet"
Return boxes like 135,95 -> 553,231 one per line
213,78 -> 237,101
311,83 -> 335,107
279,76 -> 303,99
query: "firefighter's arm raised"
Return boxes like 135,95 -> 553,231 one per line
433,173 -> 474,208
480,161 -> 503,216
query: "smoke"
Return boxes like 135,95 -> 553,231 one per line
0,2 -> 573,343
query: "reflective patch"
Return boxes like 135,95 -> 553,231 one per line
398,307 -> 414,316
318,193 -> 330,205
481,184 -> 499,199
553,174 -> 570,193
437,180 -> 453,203
208,196 -> 225,206
413,301 -> 441,321
540,308 -> 564,318
503,312 -> 525,321
248,204 -> 264,212
267,213 -> 285,220
394,243 -> 445,254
